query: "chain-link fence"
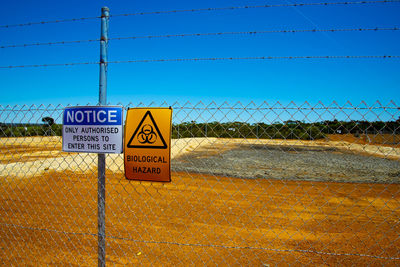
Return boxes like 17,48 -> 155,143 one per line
0,101 -> 399,265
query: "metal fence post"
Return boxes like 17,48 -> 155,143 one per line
98,6 -> 109,267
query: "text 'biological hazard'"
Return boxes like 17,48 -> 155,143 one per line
124,108 -> 172,182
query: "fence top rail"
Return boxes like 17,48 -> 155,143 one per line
0,101 -> 399,111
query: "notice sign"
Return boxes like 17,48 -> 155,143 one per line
124,107 -> 172,182
62,106 -> 123,153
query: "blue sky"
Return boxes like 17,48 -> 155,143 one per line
0,0 -> 399,107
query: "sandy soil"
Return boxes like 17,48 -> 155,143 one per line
0,136 -> 400,265
1,136 -> 399,179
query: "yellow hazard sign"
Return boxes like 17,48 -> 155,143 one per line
124,107 -> 172,182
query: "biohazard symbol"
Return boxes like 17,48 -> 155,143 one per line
138,124 -> 157,144
127,111 -> 167,149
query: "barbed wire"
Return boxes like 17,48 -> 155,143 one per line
1,222 -> 399,261
106,235 -> 400,260
0,16 -> 99,29
108,55 -> 400,64
0,61 -> 97,69
109,27 -> 400,41
0,55 -> 398,69
1,27 -> 398,49
110,0 -> 400,17
1,0 -> 399,29
0,38 -> 100,49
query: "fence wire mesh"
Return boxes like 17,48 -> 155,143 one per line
0,101 -> 399,266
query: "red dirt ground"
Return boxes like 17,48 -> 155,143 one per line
1,169 -> 399,266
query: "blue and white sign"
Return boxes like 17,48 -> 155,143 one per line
62,106 -> 123,153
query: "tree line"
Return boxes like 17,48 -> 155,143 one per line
0,123 -> 62,137
172,119 -> 400,140
1,118 -> 399,140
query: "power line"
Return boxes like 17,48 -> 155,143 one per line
110,0 -> 400,17
0,55 -> 398,69
1,27 -> 398,49
1,0 -> 398,29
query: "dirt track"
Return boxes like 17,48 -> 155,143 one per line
1,136 -> 400,265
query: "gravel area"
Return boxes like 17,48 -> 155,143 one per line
172,144 -> 400,183
2,136 -> 399,183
